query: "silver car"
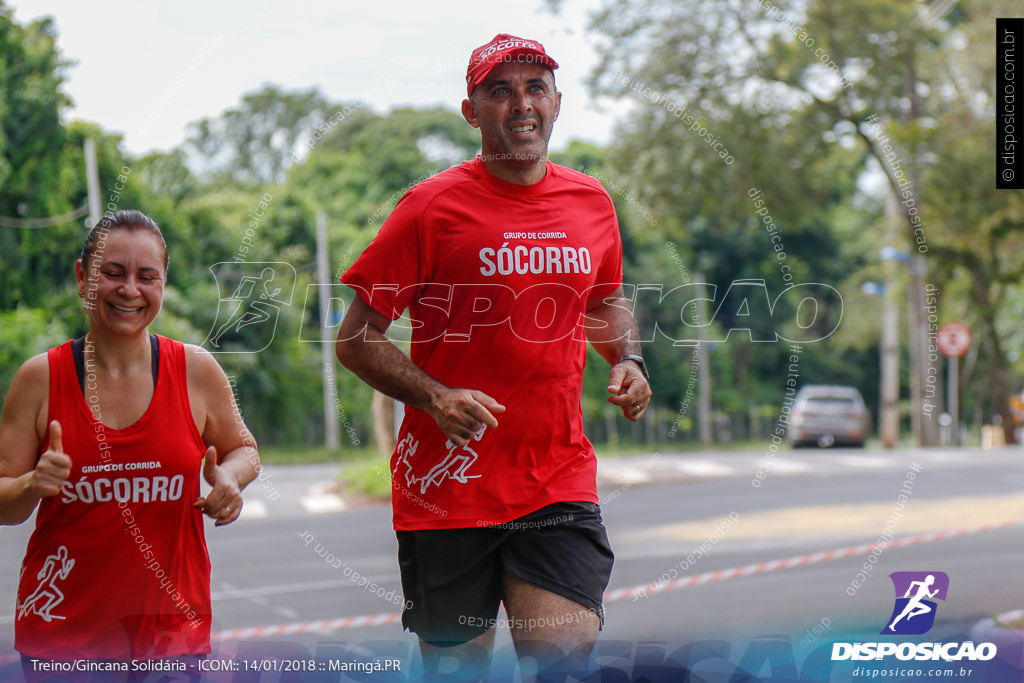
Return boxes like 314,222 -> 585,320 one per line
788,385 -> 870,448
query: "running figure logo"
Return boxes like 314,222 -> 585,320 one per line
395,427 -> 486,495
881,571 -> 949,635
203,262 -> 296,353
17,546 -> 75,623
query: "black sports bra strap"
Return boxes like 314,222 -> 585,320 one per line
72,336 -> 86,395
150,333 -> 159,385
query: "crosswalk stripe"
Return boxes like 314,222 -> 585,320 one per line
239,499 -> 268,519
672,460 -> 734,476
300,494 -> 347,514
765,458 -> 812,473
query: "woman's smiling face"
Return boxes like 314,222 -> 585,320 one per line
76,228 -> 167,335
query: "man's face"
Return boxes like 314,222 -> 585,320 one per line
462,60 -> 561,169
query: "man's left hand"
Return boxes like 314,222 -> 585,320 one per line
607,362 -> 652,421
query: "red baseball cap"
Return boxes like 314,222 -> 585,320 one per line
466,34 -> 559,97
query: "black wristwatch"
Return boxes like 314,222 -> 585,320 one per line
618,354 -> 650,381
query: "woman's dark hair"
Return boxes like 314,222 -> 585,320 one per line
80,210 -> 169,271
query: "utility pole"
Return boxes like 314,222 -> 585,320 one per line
695,273 -> 712,445
880,195 -> 900,448
905,47 -> 940,447
84,139 -> 102,227
910,255 -> 939,445
316,210 -> 341,451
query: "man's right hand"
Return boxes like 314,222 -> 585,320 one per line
431,389 -> 505,447
31,420 -> 72,498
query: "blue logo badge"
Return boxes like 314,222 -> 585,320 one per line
881,571 -> 949,635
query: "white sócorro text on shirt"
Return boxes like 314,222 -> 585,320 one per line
60,475 -> 184,504
479,243 -> 592,276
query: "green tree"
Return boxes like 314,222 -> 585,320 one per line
0,3 -> 70,216
552,0 -> 1021,442
275,104 -> 481,449
917,0 -> 1024,440
0,3 -> 74,308
0,308 -> 67,412
184,84 -> 334,185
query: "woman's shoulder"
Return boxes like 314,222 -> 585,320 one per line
155,337 -> 214,367
179,342 -> 228,387
14,352 -> 50,386
4,352 -> 50,421
179,341 -> 216,365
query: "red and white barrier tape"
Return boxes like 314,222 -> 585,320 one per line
604,517 -> 1024,601
2,517 -> 1021,660
212,612 -> 403,642
210,517 -> 1024,641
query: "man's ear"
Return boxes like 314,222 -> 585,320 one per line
462,98 -> 481,129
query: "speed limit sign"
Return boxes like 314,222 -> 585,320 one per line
937,322 -> 971,358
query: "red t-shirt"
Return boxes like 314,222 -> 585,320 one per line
16,336 -> 211,660
341,157 -> 623,530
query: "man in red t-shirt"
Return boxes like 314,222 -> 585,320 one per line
336,33 -> 651,677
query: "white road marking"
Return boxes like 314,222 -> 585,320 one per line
766,458 -> 812,473
239,499 -> 268,519
598,467 -> 652,484
921,451 -> 973,462
300,482 -> 347,513
673,460 -> 734,477
837,456 -> 893,468
300,495 -> 347,514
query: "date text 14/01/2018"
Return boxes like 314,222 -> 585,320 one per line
229,658 -> 402,673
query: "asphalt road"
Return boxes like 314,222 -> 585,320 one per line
1,446 -> 1022,680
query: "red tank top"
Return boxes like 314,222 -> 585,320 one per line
15,335 -> 211,660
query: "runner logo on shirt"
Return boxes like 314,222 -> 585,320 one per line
17,546 -> 75,623
396,427 -> 487,494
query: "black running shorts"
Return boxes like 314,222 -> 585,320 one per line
396,501 -> 614,647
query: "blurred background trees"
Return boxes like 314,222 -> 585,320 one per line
1,0 -> 1020,454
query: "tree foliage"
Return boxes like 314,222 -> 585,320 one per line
550,0 -> 1023,439
185,84 -> 334,185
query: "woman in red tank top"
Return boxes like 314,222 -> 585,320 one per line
0,210 -> 261,675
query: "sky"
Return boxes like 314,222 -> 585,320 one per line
9,0 -> 622,158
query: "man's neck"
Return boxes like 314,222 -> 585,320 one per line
480,155 -> 548,186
